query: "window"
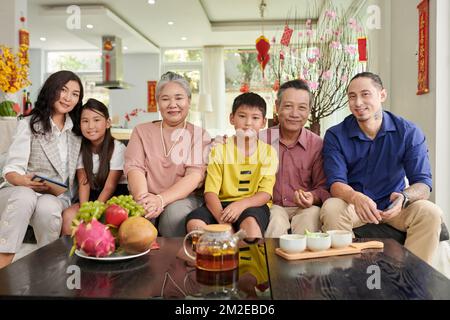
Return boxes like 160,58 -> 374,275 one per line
47,51 -> 101,73
224,48 -> 276,130
163,49 -> 202,63
162,48 -> 203,126
45,51 -> 109,106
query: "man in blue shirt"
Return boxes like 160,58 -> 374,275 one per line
320,72 -> 442,264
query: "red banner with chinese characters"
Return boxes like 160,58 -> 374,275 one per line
280,25 -> 293,47
147,81 -> 157,112
357,37 -> 367,62
417,0 -> 429,95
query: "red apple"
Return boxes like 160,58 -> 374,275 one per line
105,204 -> 128,227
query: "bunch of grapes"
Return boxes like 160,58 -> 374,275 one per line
76,200 -> 106,222
106,195 -> 145,217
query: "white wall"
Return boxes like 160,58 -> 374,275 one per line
109,53 -> 161,128
0,0 -> 27,103
28,48 -> 44,105
0,0 -> 26,48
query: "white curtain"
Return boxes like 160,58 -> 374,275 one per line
202,46 -> 226,136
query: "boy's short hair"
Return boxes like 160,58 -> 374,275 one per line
231,92 -> 266,117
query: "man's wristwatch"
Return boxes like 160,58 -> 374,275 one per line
400,191 -> 410,209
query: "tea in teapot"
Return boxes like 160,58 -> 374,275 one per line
183,224 -> 246,272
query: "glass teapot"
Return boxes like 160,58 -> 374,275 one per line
183,224 -> 246,272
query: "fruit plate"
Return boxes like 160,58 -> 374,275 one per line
75,248 -> 150,261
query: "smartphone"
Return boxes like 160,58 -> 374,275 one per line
31,175 -> 68,196
31,175 -> 67,188
384,197 -> 402,211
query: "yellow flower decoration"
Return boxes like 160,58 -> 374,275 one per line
0,44 -> 31,94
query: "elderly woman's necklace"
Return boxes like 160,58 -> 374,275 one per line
160,120 -> 187,158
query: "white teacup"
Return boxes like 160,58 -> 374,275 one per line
279,234 -> 306,253
326,230 -> 353,249
306,232 -> 331,252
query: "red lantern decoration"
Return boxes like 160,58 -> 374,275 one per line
256,35 -> 270,77
19,16 -> 29,47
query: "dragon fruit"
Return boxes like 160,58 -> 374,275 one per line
73,219 -> 115,257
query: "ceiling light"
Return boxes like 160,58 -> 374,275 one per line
181,36 -> 187,41
86,24 -> 94,29
168,21 -> 174,25
39,37 -> 47,42
123,46 -> 128,50
148,0 -> 156,4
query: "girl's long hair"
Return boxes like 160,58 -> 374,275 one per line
29,70 -> 84,135
80,99 -> 115,190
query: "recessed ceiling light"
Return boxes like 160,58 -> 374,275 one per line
39,37 -> 47,42
181,36 -> 187,41
86,24 -> 94,29
148,0 -> 156,4
168,21 -> 174,26
123,46 -> 128,50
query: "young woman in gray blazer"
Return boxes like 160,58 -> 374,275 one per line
0,70 -> 83,269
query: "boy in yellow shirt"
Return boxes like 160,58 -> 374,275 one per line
186,92 -> 278,237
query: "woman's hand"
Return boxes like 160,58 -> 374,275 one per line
137,192 -> 164,219
144,207 -> 163,220
21,173 -> 50,193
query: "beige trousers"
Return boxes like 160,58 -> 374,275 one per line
0,186 -> 69,253
265,204 -> 321,237
320,197 -> 443,264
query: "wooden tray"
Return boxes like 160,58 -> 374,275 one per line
275,241 -> 384,260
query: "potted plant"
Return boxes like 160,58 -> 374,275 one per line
0,44 -> 31,118
270,1 -> 367,135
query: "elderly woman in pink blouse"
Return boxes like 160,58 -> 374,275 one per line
124,72 -> 211,237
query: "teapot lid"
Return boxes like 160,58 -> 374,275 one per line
203,224 -> 232,233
